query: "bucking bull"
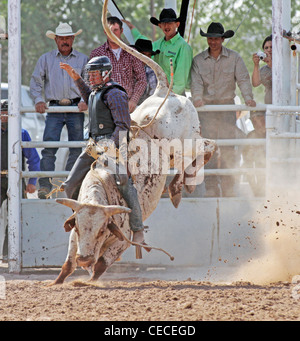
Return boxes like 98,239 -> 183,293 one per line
51,0 -> 216,285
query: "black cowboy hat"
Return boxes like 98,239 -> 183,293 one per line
150,8 -> 180,26
200,22 -> 234,39
131,39 -> 160,56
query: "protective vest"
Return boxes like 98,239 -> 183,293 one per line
88,81 -> 126,137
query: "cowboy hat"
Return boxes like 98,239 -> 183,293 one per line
150,8 -> 180,26
200,22 -> 234,39
131,39 -> 160,56
46,23 -> 82,39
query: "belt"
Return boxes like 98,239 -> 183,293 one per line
91,133 -> 112,142
205,100 -> 235,105
49,98 -> 81,106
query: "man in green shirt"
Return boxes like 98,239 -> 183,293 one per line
123,8 -> 193,96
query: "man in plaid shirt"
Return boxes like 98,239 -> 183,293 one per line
90,16 -> 147,113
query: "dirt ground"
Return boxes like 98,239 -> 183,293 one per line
0,263 -> 299,321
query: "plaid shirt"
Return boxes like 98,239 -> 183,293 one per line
90,41 -> 147,104
75,78 -> 130,147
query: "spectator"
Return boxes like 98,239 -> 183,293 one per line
250,34 -> 272,136
252,35 -> 272,105
1,99 -> 40,260
131,39 -> 159,104
30,23 -> 88,199
59,57 -> 148,248
123,8 -> 193,96
191,22 -> 256,197
90,16 -> 147,113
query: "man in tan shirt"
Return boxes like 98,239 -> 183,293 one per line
191,22 -> 256,197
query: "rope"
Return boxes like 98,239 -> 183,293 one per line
225,0 -> 258,47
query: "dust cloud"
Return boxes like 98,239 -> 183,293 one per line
234,194 -> 300,285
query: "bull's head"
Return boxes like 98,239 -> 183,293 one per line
56,198 -> 131,267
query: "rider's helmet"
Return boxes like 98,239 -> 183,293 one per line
85,56 -> 112,89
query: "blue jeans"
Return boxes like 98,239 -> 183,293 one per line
39,112 -> 84,190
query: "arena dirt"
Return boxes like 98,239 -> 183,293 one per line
1,199 -> 299,321
0,265 -> 299,321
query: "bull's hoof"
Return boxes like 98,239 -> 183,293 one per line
47,279 -> 63,286
169,192 -> 182,208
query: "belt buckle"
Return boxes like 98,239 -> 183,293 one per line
58,98 -> 72,106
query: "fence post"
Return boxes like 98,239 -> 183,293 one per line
7,0 -> 21,273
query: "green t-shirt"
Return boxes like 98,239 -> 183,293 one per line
132,28 -> 193,95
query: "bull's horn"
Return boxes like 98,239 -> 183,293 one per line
103,205 -> 131,217
56,198 -> 82,212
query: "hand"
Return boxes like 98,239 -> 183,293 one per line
78,101 -> 88,112
128,100 -> 137,113
60,62 -> 80,80
122,19 -> 135,30
252,53 -> 260,66
35,102 -> 47,114
193,99 -> 205,108
246,99 -> 256,107
25,184 -> 36,194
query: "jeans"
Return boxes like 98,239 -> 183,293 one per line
39,112 -> 84,190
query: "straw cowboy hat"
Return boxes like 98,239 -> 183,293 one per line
150,8 -> 180,26
132,39 -> 160,56
46,23 -> 82,39
200,22 -> 234,39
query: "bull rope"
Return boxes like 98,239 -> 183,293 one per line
90,161 -> 174,261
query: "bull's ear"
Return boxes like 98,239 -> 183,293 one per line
102,205 -> 131,217
56,198 -> 82,212
107,221 -> 124,241
63,213 -> 76,232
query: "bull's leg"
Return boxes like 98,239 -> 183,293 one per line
168,172 -> 183,208
89,256 -> 108,281
50,229 -> 78,285
184,155 -> 205,194
184,144 -> 215,194
184,162 -> 197,194
89,241 -> 129,282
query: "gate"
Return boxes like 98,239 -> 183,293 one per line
2,0 -> 299,281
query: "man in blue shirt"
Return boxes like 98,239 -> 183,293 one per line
30,23 -> 88,199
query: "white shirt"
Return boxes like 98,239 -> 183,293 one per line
112,47 -> 121,61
